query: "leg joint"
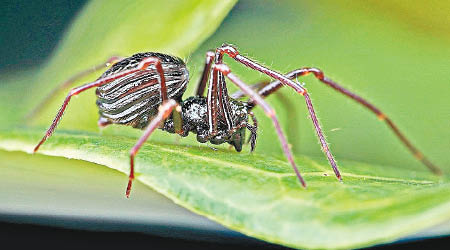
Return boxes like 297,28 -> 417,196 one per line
213,64 -> 231,75
138,57 -> 161,70
217,43 -> 239,58
303,67 -> 324,80
206,50 -> 215,58
377,113 -> 386,121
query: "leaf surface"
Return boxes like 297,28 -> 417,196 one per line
0,130 -> 449,249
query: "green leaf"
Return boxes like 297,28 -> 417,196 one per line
1,129 -> 449,249
1,0 -> 450,249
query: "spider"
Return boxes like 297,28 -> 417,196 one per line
32,43 -> 442,197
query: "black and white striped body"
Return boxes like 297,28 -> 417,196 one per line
96,52 -> 189,129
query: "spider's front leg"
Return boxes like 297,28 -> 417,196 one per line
195,51 -> 215,97
218,43 -> 442,175
212,64 -> 307,187
216,44 -> 342,181
127,99 -> 181,198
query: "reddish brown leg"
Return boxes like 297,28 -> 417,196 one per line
151,58 -> 169,102
216,44 -> 342,181
232,81 -> 301,145
206,62 -> 235,137
26,56 -> 123,121
215,46 -> 236,130
127,100 -> 179,198
218,68 -> 235,130
195,51 -> 215,96
213,64 -> 307,187
34,57 -> 168,153
256,68 -> 443,175
207,63 -> 220,136
231,81 -> 270,99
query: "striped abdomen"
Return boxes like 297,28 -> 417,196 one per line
96,52 -> 189,129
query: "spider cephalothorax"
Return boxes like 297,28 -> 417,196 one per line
33,43 -> 442,197
162,96 -> 256,152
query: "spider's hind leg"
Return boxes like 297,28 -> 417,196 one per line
27,56 -> 123,121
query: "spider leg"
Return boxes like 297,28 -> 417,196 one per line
206,61 -> 220,136
215,44 -> 342,181
34,57 -> 168,153
213,64 -> 307,187
231,81 -> 270,99
127,99 -> 180,198
26,56 -> 123,121
205,61 -> 236,139
232,81 -> 301,147
195,51 -> 215,97
254,68 -> 443,175
217,67 -> 234,130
